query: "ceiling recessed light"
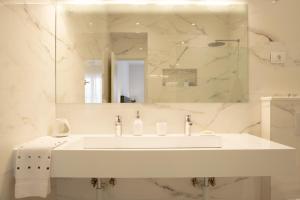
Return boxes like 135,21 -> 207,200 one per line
191,23 -> 196,26
203,0 -> 231,6
135,22 -> 140,25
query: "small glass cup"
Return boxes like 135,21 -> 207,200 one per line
156,122 -> 167,136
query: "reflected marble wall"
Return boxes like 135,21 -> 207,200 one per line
110,32 -> 148,60
0,1 -> 56,200
107,7 -> 248,102
56,4 -> 248,103
56,5 -> 110,103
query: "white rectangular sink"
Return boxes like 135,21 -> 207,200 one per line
51,133 -> 296,178
83,135 -> 222,149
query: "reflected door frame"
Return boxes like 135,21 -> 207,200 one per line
111,55 -> 147,103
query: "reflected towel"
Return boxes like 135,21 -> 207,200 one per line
15,136 -> 66,199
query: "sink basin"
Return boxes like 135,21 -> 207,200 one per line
83,135 -> 222,149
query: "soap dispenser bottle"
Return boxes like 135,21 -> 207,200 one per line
133,111 -> 143,136
115,115 -> 122,136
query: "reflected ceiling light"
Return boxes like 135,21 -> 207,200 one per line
67,0 -> 103,4
203,0 -> 232,6
150,0 -> 190,5
112,0 -> 149,5
135,22 -> 141,25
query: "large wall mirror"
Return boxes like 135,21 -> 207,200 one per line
56,2 -> 248,103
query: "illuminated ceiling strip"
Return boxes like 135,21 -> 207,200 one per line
59,0 -> 246,6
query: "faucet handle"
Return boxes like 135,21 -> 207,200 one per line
186,115 -> 193,126
115,115 -> 121,124
186,114 -> 191,121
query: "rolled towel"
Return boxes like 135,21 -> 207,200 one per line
15,136 -> 67,199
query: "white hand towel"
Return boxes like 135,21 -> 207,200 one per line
15,136 -> 67,199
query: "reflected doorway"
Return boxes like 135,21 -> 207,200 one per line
113,60 -> 145,103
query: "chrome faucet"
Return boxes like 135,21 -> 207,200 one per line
185,115 -> 193,136
115,115 -> 122,136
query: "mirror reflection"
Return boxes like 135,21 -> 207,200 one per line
56,3 -> 248,103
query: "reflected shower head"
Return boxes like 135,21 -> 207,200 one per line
208,39 -> 240,48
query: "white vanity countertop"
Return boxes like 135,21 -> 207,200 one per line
50,133 -> 296,178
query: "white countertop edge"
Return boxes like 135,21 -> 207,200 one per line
261,96 -> 300,101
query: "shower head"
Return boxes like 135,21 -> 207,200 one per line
208,39 -> 240,47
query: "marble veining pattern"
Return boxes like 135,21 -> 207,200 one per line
262,99 -> 300,200
0,0 -> 300,200
0,1 -> 56,200
53,177 -> 261,200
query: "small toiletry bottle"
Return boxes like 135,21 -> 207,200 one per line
133,111 -> 143,136
115,115 -> 122,136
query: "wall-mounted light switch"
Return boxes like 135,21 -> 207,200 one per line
270,51 -> 286,64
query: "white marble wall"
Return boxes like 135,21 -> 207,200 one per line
55,0 -> 300,200
262,98 -> 300,200
0,1 -> 55,200
0,0 -> 300,199
53,177 -> 262,200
